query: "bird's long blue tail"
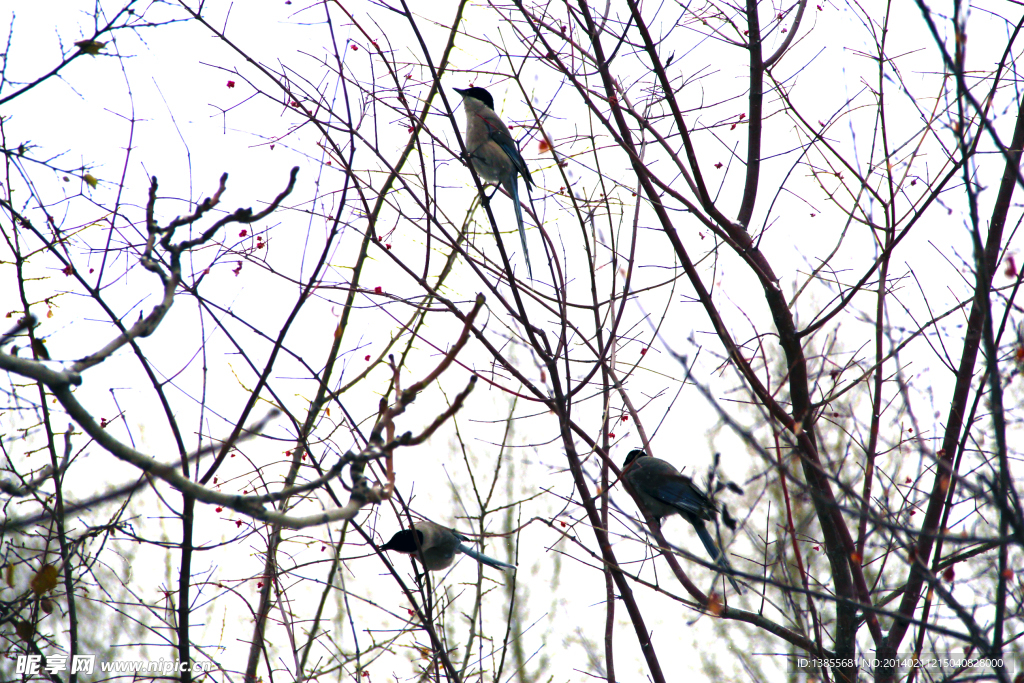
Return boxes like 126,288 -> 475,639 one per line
457,543 -> 517,572
507,175 -> 533,278
690,517 -> 743,593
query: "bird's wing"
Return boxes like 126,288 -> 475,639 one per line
480,114 -> 533,187
646,473 -> 716,520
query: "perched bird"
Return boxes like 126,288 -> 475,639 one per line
452,86 -> 535,278
623,449 -> 742,593
380,520 -> 516,573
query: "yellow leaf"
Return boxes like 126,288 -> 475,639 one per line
4,564 -> 13,587
83,173 -> 98,189
75,39 -> 106,56
29,564 -> 58,596
707,593 -> 723,616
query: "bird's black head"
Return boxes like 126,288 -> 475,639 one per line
453,86 -> 495,111
380,528 -> 424,554
623,449 -> 647,468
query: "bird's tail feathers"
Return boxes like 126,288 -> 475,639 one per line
506,176 -> 533,279
692,519 -> 744,594
457,543 -> 517,572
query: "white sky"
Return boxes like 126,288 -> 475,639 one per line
2,0 -> 1020,681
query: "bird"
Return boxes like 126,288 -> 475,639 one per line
380,520 -> 516,573
622,449 -> 743,593
452,86 -> 535,278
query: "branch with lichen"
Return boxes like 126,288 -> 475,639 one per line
70,167 -> 299,374
0,293 -> 484,531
